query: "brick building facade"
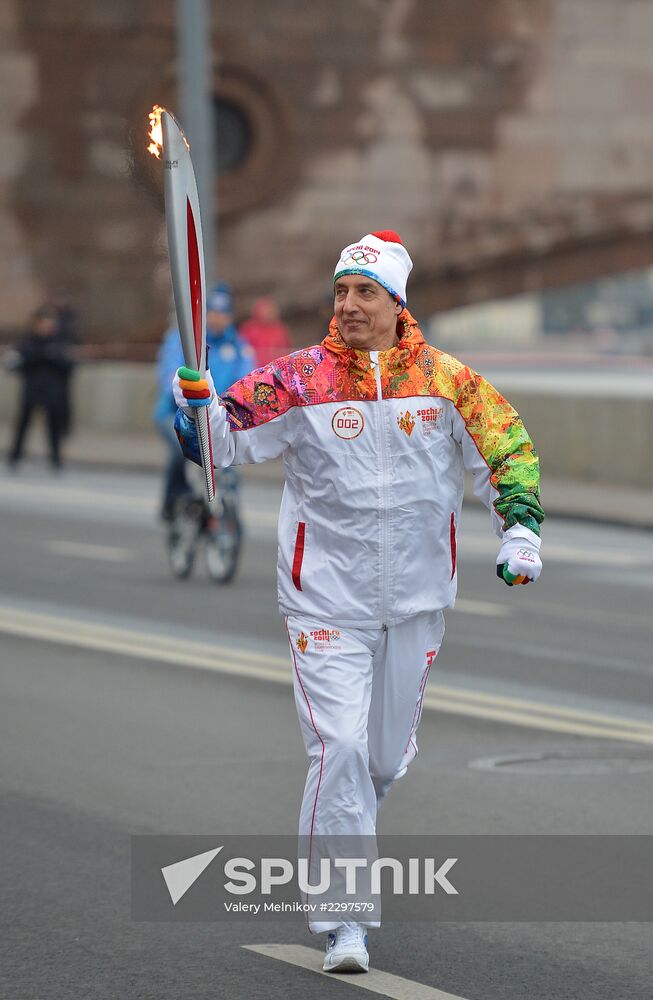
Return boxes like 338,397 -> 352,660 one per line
2,0 -> 653,345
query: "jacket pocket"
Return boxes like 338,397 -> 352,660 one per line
450,512 -> 457,580
292,522 -> 306,591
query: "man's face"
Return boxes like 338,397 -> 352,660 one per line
334,275 -> 402,350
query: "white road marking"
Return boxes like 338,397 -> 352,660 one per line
451,598 -> 508,617
457,534 -> 653,568
541,545 -> 653,568
450,630 -> 649,677
46,541 -> 133,562
1,604 -> 653,746
421,693 -> 653,744
0,480 -> 156,512
426,684 -> 653,731
1,478 -> 651,568
0,479 -> 281,527
243,944 -> 469,1000
516,598 -> 653,631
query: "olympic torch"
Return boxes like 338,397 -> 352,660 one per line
148,105 -> 216,502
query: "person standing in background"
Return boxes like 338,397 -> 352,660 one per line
5,305 -> 75,470
240,297 -> 292,368
153,282 -> 255,521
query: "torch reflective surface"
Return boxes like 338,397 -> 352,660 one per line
149,105 -> 215,502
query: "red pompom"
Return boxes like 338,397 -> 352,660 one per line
372,230 -> 403,244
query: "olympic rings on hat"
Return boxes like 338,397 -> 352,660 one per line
341,249 -> 379,266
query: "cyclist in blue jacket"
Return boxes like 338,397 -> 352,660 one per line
154,282 -> 255,520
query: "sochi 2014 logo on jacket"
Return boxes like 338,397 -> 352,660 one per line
296,632 -> 308,654
332,406 -> 364,440
397,408 -> 443,437
397,410 -> 416,436
417,406 -> 443,436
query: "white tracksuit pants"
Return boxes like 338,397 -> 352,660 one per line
285,610 -> 445,932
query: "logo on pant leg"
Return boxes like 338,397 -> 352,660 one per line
310,628 -> 342,652
295,628 -> 342,653
426,649 -> 437,666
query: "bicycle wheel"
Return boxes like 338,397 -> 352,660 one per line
167,496 -> 202,579
204,501 -> 242,584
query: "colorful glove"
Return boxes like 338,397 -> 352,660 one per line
173,366 -> 216,416
496,525 -> 542,586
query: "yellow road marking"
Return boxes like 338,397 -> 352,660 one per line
46,541 -> 133,562
1,605 -> 652,746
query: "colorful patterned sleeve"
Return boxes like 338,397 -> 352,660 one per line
452,366 -> 545,536
220,362 -> 296,432
175,360 -> 300,468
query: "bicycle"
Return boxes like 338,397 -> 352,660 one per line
166,463 -> 242,583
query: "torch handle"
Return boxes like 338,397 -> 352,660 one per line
195,405 -> 216,503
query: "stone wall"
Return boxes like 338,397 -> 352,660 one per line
1,0 -> 653,345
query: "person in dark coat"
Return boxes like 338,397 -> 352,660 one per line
6,305 -> 75,469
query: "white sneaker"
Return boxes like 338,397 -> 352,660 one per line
322,922 -> 369,973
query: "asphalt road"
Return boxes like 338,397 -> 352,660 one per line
1,464 -> 652,1000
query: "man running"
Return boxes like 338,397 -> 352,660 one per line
173,231 -> 544,972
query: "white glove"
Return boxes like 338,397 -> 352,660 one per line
172,366 -> 217,418
496,524 -> 542,586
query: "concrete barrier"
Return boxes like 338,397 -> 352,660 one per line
0,363 -> 159,436
1,363 -> 651,487
484,370 -> 653,489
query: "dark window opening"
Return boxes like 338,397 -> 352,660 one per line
213,98 -> 253,174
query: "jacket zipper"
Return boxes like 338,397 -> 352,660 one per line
370,351 -> 388,628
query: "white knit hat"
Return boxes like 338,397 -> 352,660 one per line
334,230 -> 413,306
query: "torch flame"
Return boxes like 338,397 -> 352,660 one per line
147,105 -> 164,159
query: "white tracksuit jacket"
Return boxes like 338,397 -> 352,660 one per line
175,311 -> 544,628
